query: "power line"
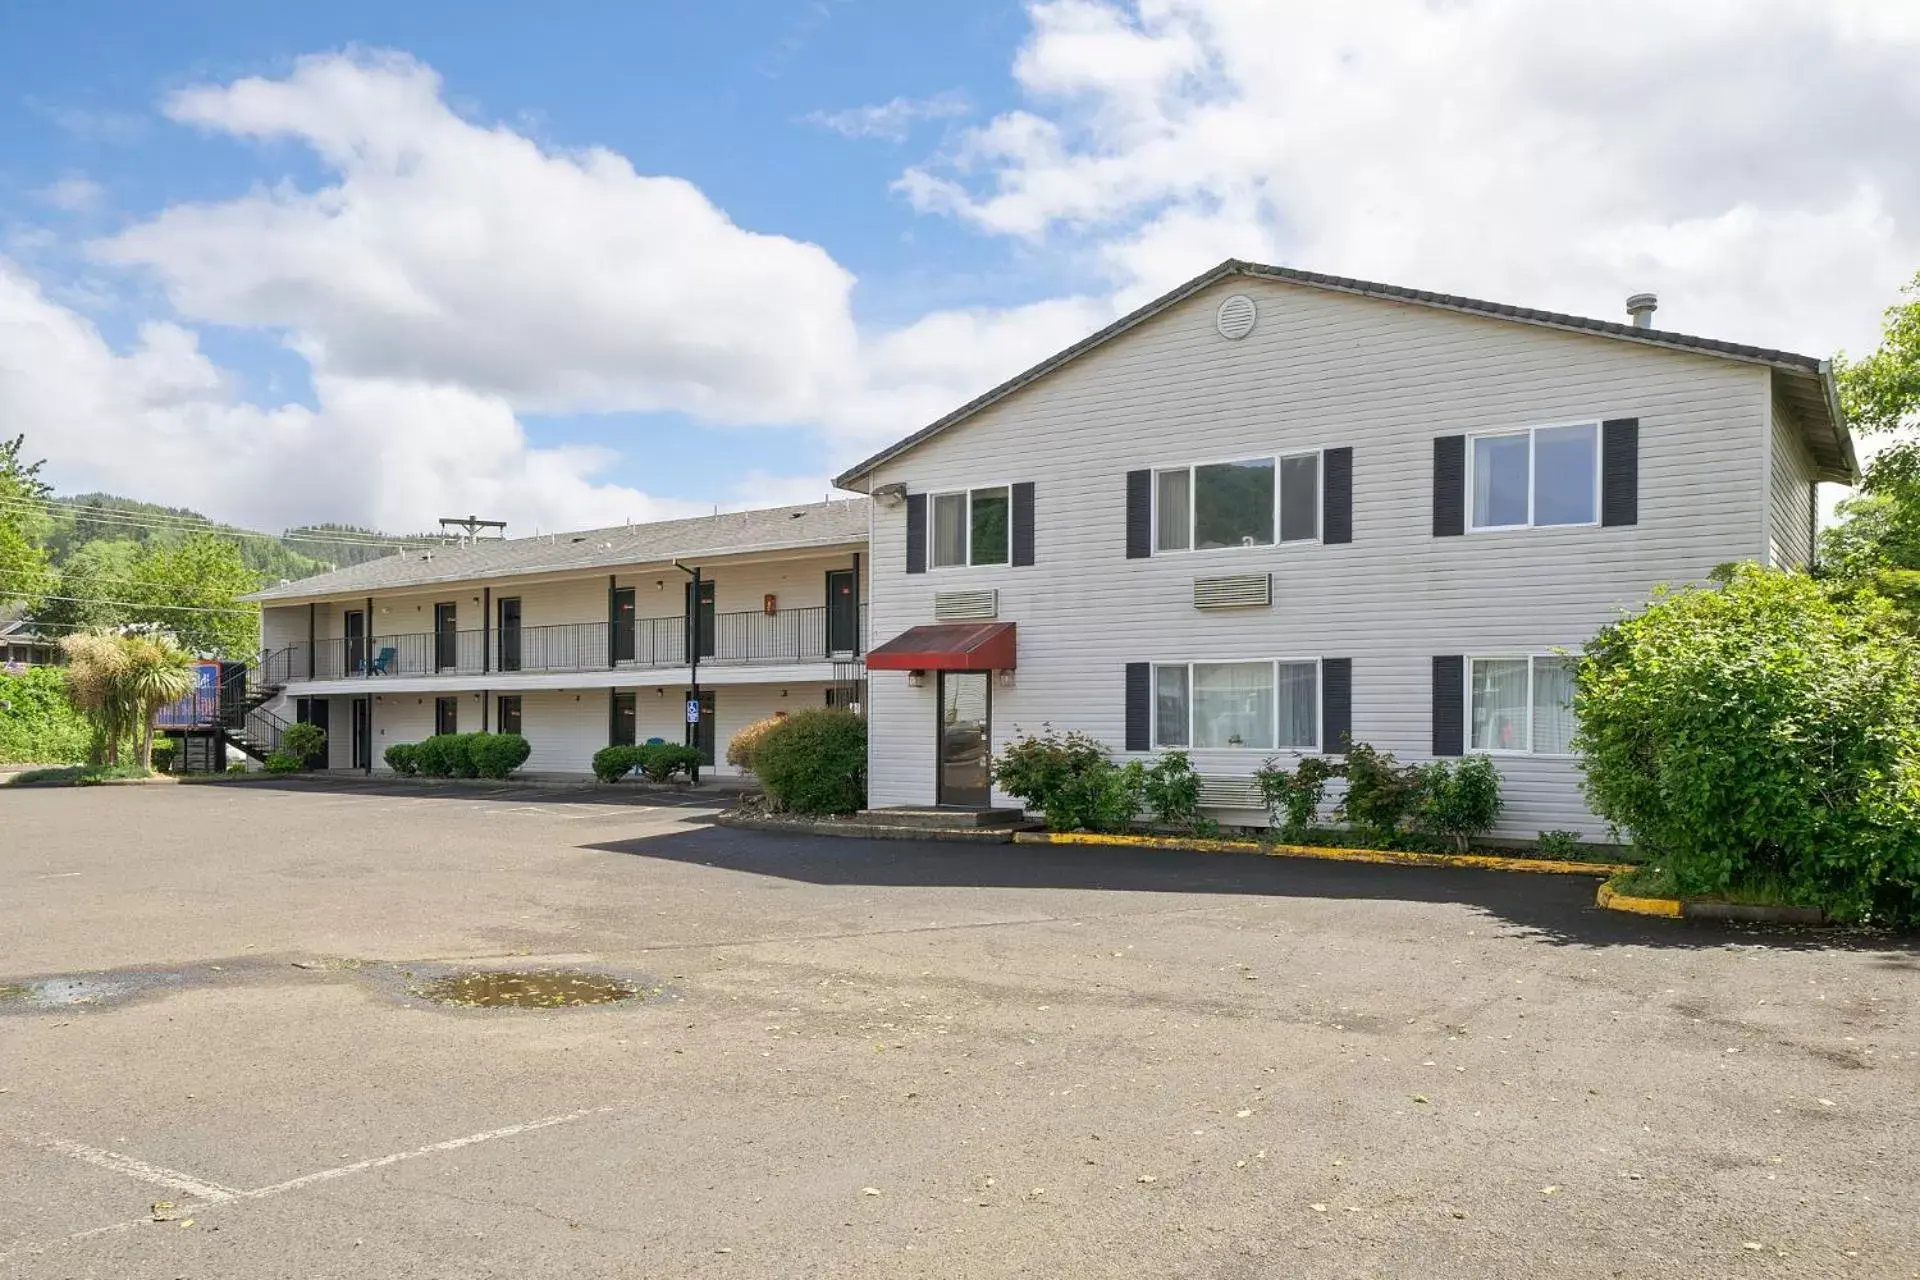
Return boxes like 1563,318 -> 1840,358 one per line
14,592 -> 259,616
0,493 -> 436,551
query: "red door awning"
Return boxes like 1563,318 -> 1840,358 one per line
866,621 -> 1017,671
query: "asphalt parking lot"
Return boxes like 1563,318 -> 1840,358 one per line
2,778 -> 1917,1279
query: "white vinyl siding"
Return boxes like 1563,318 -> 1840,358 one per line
865,273 -> 1780,835
1767,384 -> 1819,569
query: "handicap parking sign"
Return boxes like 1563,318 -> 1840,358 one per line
686,698 -> 702,725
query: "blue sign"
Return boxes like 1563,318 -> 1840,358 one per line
685,698 -> 702,725
155,661 -> 223,728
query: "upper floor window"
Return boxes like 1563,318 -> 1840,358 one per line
1470,424 -> 1598,530
931,486 -> 1010,568
1154,453 -> 1319,552
1469,655 -> 1577,755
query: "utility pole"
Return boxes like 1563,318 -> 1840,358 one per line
438,515 -> 507,544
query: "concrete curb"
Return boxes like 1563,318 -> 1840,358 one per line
715,814 -> 1017,843
1013,830 -> 1630,876
1595,877 -> 1828,925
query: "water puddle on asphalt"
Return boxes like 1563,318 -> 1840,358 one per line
409,970 -> 640,1009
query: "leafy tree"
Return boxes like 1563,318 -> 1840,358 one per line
1573,565 -> 1920,925
119,534 -> 263,657
0,435 -> 53,610
1824,272 -> 1920,588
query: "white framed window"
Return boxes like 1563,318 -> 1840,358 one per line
1469,655 -> 1578,755
1153,452 -> 1320,553
1469,423 -> 1599,530
1152,658 -> 1319,751
929,486 -> 1011,568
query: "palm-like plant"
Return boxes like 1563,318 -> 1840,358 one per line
59,629 -> 134,765
121,633 -> 194,771
59,627 -> 195,769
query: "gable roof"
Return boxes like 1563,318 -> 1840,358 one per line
245,498 -> 870,604
833,259 -> 1857,488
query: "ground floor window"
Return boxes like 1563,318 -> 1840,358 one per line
497,695 -> 523,736
1469,655 -> 1577,754
1152,659 -> 1319,751
434,696 -> 458,735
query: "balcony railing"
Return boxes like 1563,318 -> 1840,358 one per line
283,604 -> 865,681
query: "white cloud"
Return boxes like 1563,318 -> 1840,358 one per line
97,51 -> 862,424
901,0 -> 1920,358
36,177 -> 105,214
0,259 -> 711,534
803,91 -> 969,142
10,12 -> 1920,535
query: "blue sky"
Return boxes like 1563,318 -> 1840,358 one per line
1,1 -> 1915,535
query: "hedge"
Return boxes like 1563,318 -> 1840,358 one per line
753,708 -> 866,814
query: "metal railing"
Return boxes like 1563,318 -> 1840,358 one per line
280,605 -> 866,681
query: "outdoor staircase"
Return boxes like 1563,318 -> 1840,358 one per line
217,647 -> 293,762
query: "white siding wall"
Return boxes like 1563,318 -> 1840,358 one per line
262,605 -> 305,653
1767,384 -> 1819,569
865,277 -> 1779,838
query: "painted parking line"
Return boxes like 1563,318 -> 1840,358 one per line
22,1135 -> 243,1203
2,1104 -> 621,1263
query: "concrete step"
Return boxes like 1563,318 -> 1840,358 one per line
857,806 -> 1030,830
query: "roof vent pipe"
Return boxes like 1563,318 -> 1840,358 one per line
1626,293 -> 1658,329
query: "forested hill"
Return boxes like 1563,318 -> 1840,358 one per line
46,494 -> 430,580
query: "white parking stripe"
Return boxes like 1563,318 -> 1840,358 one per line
28,1135 -> 242,1203
236,1105 -> 615,1200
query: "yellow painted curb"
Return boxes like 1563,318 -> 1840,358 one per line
1594,880 -> 1684,918
1012,830 -> 1629,877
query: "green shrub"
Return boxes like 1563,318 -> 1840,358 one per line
592,744 -> 637,783
1336,741 -> 1423,845
1412,755 -> 1504,852
990,727 -> 1140,832
1141,751 -> 1202,827
633,742 -> 703,782
1575,564 -> 1920,924
413,733 -> 479,778
264,750 -> 302,774
726,716 -> 782,772
149,738 -> 178,773
226,759 -> 249,775
754,708 -> 867,814
1255,755 -> 1340,842
0,665 -> 92,764
1536,829 -> 1584,859
384,742 -> 419,776
10,763 -> 151,786
469,732 -> 532,780
281,722 -> 327,765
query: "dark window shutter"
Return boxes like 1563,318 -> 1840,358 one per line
1322,447 -> 1353,544
1125,470 -> 1152,559
1432,655 -> 1464,756
1602,418 -> 1639,527
1125,663 -> 1150,751
1320,658 -> 1351,753
905,492 -> 926,574
1433,436 -> 1465,536
1011,481 -> 1036,566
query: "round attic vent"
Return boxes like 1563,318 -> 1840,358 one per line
1216,294 -> 1257,340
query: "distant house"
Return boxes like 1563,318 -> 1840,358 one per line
834,259 -> 1857,835
241,501 -> 869,775
1,606 -> 60,670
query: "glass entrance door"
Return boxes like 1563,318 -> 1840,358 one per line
937,671 -> 992,807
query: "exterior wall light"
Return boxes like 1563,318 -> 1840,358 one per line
905,670 -> 926,688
